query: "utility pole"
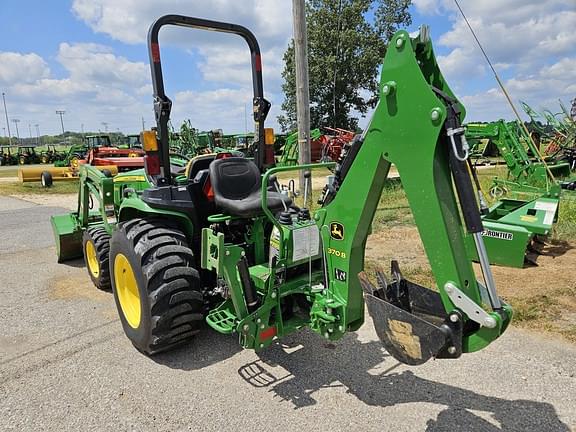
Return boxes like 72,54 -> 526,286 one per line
292,0 -> 312,204
244,105 -> 248,135
56,110 -> 66,135
28,123 -> 32,139
35,124 -> 40,145
12,118 -> 20,144
141,116 -> 146,131
101,122 -> 109,132
2,92 -> 12,145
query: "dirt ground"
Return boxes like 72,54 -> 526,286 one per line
7,192 -> 77,210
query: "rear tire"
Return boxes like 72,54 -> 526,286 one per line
110,218 -> 204,355
41,171 -> 53,188
83,227 -> 112,290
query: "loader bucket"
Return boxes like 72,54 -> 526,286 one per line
51,213 -> 83,262
359,263 -> 462,366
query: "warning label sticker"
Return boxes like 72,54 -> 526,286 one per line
534,200 -> 558,227
292,224 -> 320,262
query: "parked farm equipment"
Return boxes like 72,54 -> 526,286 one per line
17,146 -> 41,165
52,17 -> 510,366
463,119 -> 576,267
278,128 -> 322,166
278,127 -> 354,166
19,134 -> 145,185
0,146 -> 18,165
521,100 -> 576,164
39,144 -> 66,164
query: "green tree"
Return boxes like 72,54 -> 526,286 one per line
278,0 -> 411,131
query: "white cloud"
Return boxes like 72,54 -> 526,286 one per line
2,43 -> 151,135
461,57 -> 575,121
0,52 -> 50,85
68,0 -> 294,132
413,0 -> 575,121
58,42 -> 148,87
71,0 -> 292,46
172,88 -> 253,132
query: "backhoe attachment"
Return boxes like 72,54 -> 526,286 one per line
317,27 -> 512,365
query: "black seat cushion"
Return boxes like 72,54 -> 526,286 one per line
187,154 -> 216,181
209,157 -> 291,218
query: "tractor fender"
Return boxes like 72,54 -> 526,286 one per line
118,197 -> 195,240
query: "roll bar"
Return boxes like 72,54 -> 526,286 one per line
147,15 -> 270,185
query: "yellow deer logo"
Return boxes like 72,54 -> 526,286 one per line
330,222 -> 344,240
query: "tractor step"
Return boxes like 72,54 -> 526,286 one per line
359,261 -> 463,366
206,306 -> 237,334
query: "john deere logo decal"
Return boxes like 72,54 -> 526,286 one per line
330,222 -> 344,240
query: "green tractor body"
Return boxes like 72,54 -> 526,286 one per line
52,16 -> 512,365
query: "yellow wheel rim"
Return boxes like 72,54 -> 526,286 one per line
85,241 -> 100,278
114,253 -> 141,328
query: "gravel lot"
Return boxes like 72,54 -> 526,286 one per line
1,195 -> 575,431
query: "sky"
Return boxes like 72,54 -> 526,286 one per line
0,0 -> 574,137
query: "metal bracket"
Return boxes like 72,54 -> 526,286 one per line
446,126 -> 469,161
444,282 -> 497,328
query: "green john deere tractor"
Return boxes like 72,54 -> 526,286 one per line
51,16 -> 511,365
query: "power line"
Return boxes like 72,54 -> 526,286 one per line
452,0 -> 555,184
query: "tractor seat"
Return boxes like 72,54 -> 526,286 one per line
209,157 -> 291,218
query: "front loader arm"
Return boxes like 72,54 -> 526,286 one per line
317,28 -> 512,364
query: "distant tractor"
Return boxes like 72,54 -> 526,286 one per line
17,146 -> 40,165
40,144 -> 66,164
0,146 -> 18,166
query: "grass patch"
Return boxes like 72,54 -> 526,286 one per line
0,166 -> 19,177
506,294 -> 561,323
0,181 -> 79,195
276,166 -> 332,181
372,180 -> 413,230
506,293 -> 576,342
553,197 -> 576,241
364,259 -> 435,290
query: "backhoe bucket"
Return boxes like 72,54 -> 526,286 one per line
51,213 -> 83,262
359,262 -> 462,366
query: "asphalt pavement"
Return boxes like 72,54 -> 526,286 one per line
1,195 -> 575,431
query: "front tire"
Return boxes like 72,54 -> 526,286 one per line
83,227 -> 111,290
110,219 -> 204,355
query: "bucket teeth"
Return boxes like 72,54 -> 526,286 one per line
360,261 -> 462,365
